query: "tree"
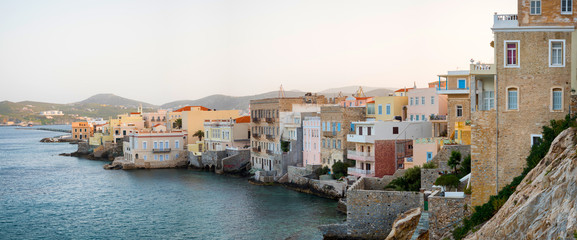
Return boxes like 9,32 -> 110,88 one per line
173,118 -> 182,129
434,174 -> 460,190
385,166 -> 421,191
459,154 -> 471,178
331,161 -> 350,179
448,151 -> 462,174
193,130 -> 204,141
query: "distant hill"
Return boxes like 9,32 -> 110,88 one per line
76,94 -> 156,108
319,85 -> 394,95
161,90 -> 306,111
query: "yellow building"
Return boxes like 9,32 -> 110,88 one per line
177,106 -> 241,144
366,96 -> 408,121
453,121 -> 471,145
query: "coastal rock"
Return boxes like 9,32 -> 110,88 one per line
385,208 -> 421,240
466,128 -> 577,239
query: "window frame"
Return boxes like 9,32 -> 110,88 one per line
531,134 -> 543,147
507,87 -> 519,111
456,105 -> 463,117
504,40 -> 520,68
551,87 -> 563,111
530,0 -> 541,15
386,104 -> 391,115
561,0 -> 573,14
549,39 -> 566,67
378,104 -> 383,115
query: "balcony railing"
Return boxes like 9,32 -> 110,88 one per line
347,167 -> 375,177
252,118 -> 260,123
266,134 -> 274,140
152,148 -> 171,153
252,133 -> 260,138
430,115 -> 447,121
493,13 -> 518,29
266,150 -> 274,155
347,150 -> 375,161
323,131 -> 336,137
470,63 -> 496,75
265,118 -> 275,123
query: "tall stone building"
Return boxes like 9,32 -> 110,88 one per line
320,106 -> 366,170
250,94 -> 327,177
471,0 -> 574,206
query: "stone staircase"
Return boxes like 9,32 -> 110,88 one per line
410,211 -> 429,240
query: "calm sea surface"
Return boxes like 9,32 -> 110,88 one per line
0,126 -> 345,240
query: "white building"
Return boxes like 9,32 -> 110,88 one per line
123,130 -> 187,167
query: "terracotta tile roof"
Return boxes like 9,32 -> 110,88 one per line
395,88 -> 413,92
235,116 -> 250,123
173,106 -> 211,112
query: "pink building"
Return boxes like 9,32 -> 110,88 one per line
407,88 -> 448,122
143,110 -> 169,129
302,116 -> 321,166
341,96 -> 373,108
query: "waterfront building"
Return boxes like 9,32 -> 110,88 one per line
142,109 -> 169,129
123,130 -> 187,168
204,116 -> 250,151
346,121 -> 432,177
407,137 -> 448,169
393,87 -> 413,97
303,116 -> 321,166
320,106 -> 366,171
250,94 -> 327,176
471,2 -> 573,206
72,122 -> 93,141
365,96 -> 408,121
39,110 -> 64,116
178,106 -> 240,145
340,87 -> 373,108
107,112 -> 145,143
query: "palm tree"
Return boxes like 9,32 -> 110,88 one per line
193,130 -> 204,141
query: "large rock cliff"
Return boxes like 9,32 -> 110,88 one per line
466,128 -> 577,239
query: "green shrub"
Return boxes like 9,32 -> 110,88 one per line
422,161 -> 437,169
464,185 -> 472,195
448,151 -> 462,174
459,154 -> 471,178
385,166 -> 421,191
434,174 -> 460,189
452,114 -> 577,239
315,166 -> 330,176
281,141 -> 290,152
331,161 -> 349,179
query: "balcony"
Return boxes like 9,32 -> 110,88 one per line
430,114 -> 447,122
347,134 -> 377,143
252,118 -> 260,123
152,148 -> 171,153
347,167 -> 375,177
347,150 -> 375,161
323,131 -> 336,137
252,133 -> 260,139
265,118 -> 275,123
493,13 -> 518,29
436,88 -> 469,95
266,150 -> 274,155
470,63 -> 496,75
266,134 -> 274,140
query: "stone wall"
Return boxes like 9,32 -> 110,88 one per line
200,150 -> 227,168
222,149 -> 250,172
347,189 -> 423,239
285,166 -> 347,199
421,169 -> 441,191
431,144 -> 470,172
428,193 -> 471,240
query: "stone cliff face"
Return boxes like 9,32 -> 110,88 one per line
466,128 -> 577,239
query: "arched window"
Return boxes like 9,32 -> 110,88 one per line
507,87 -> 519,110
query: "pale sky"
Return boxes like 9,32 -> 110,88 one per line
0,0 -> 517,105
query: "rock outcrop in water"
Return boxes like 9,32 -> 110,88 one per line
466,128 -> 577,239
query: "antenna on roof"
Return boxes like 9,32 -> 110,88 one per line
355,86 -> 366,98
279,84 -> 285,98
337,91 -> 344,98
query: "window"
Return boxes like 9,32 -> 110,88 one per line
549,40 -> 565,67
153,141 -> 158,149
410,97 -> 413,105
143,155 -> 147,161
165,141 -> 169,149
416,115 -> 420,121
422,115 -> 426,121
421,96 -> 425,105
143,141 -> 147,149
504,41 -> 520,67
426,152 -> 433,162
165,154 -> 169,160
350,123 -> 355,132
458,79 -> 466,89
358,127 -> 363,135
531,134 -> 543,147
337,123 -> 341,131
322,139 -> 326,148
562,0 -> 572,14
531,0 -> 541,14
410,115 -> 414,121
431,96 -> 435,105
552,88 -> 563,110
159,155 -> 164,161
456,105 -> 463,117
175,140 -> 180,149
337,140 -> 341,149
154,155 -> 158,161
386,104 -> 391,115
378,104 -> 383,115
367,104 -> 375,115
415,97 -> 419,105
507,88 -> 519,110
477,89 -> 492,110
367,127 -> 372,136
393,127 -> 399,134
332,139 -> 336,148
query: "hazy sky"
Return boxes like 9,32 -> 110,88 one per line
0,0 -> 517,105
